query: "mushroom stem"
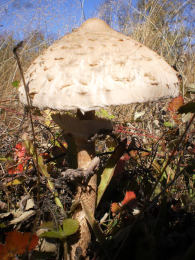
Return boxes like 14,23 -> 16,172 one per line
76,137 -> 95,169
70,110 -> 97,259
75,110 -> 96,169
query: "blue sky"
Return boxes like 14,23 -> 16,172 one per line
0,0 -> 108,39
0,0 -> 194,42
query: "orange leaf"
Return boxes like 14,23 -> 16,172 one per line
121,191 -> 136,206
168,96 -> 184,113
0,230 -> 39,259
111,202 -> 121,214
168,96 -> 184,124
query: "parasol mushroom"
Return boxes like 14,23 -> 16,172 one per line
19,18 -> 179,259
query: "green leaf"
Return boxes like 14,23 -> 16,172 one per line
0,157 -> 8,161
97,139 -> 127,207
178,101 -> 195,114
164,121 -> 174,127
12,81 -> 19,88
39,219 -> 79,240
62,218 -> 79,236
37,155 -> 50,178
40,230 -> 67,240
96,109 -> 115,119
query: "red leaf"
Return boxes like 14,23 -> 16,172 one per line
14,142 -> 28,162
8,142 -> 31,175
8,163 -> 24,175
0,230 -> 39,259
121,191 -> 136,206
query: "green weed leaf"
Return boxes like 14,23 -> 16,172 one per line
40,219 -> 79,240
62,218 -> 79,236
164,121 -> 174,127
40,230 -> 67,240
97,139 -> 127,207
12,81 -> 19,88
96,109 -> 115,119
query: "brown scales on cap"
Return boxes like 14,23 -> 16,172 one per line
19,18 -> 179,113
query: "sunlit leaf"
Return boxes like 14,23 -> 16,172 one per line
0,157 -> 8,162
164,121 -> 174,127
62,218 -> 79,236
96,109 -> 115,119
97,139 -> 127,207
43,109 -> 53,126
37,155 -> 50,178
6,178 -> 22,186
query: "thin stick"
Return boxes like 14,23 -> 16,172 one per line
13,42 -> 41,204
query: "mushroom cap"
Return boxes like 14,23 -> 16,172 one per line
19,18 -> 179,112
